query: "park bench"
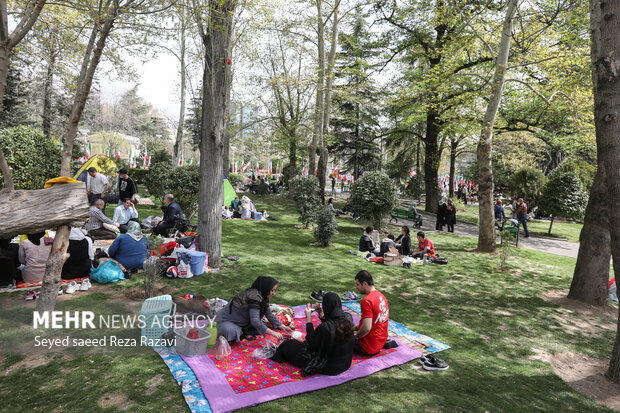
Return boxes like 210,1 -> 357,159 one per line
389,208 -> 423,228
498,218 -> 519,247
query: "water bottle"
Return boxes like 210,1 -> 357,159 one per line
422,253 -> 426,266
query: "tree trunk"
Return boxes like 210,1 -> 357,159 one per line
42,50 -> 56,140
286,138 -> 297,197
568,166 -> 610,305
309,0 -> 325,174
423,111 -> 441,214
0,43 -> 13,189
476,0 -> 519,253
197,0 -> 236,269
317,147 -> 328,204
35,225 -> 70,313
60,9 -> 118,176
174,21 -> 186,161
588,0 -> 620,383
222,48 -> 233,174
547,216 -> 554,234
449,137 -> 457,199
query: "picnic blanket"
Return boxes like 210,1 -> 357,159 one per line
14,276 -> 90,289
155,304 -> 449,413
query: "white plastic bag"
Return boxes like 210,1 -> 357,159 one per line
177,260 -> 194,279
253,341 -> 278,359
215,336 -> 231,360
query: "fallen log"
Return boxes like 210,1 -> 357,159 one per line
0,182 -> 89,238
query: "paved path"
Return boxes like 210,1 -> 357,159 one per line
391,210 -> 581,259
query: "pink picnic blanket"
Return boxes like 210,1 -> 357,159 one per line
181,306 -> 422,412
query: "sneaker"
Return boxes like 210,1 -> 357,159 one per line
58,286 -> 63,296
342,291 -> 353,301
80,279 -> 91,291
310,291 -> 324,302
349,291 -> 361,300
65,281 -> 79,294
25,291 -> 36,301
421,355 -> 449,371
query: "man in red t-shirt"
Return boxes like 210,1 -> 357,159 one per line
353,270 -> 389,355
412,231 -> 436,259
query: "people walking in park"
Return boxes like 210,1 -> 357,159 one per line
271,292 -> 354,376
494,200 -> 506,228
87,199 -> 119,240
117,168 -> 138,205
436,199 -> 447,231
216,276 -> 294,342
445,199 -> 456,233
331,176 -> 336,193
353,270 -> 389,356
516,198 -> 530,238
86,167 -> 110,211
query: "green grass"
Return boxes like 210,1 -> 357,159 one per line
0,194 -> 614,412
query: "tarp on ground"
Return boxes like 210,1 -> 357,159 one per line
223,173 -> 237,206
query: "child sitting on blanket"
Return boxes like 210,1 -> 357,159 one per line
271,293 -> 355,376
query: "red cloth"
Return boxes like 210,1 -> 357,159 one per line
358,290 -> 389,354
368,257 -> 384,263
418,238 -> 435,255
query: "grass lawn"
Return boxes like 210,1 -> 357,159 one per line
416,201 -> 583,242
0,195 -> 614,412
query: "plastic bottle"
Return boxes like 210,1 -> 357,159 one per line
422,253 -> 426,266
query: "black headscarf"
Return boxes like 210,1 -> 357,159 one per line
321,293 -> 346,322
27,232 -> 46,246
250,276 -> 278,301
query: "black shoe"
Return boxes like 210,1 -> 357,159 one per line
421,355 -> 449,371
310,290 -> 324,302
124,271 -> 132,280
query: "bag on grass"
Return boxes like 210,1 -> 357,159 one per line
253,341 -> 278,359
90,260 -> 125,284
433,257 -> 449,265
177,260 -> 193,279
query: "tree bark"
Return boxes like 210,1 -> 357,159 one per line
309,0 -> 325,174
174,19 -> 187,161
317,147 -> 328,204
60,5 -> 119,176
43,48 -> 56,140
449,137 -> 457,199
588,0 -> 620,383
423,110 -> 441,214
35,225 -> 70,313
568,166 -> 610,305
197,0 -> 236,269
476,0 -> 519,253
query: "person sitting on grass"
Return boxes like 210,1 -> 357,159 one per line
222,205 -> 233,219
239,195 -> 257,220
327,198 -> 345,216
378,233 -> 396,257
18,232 -> 53,283
86,199 -> 119,240
342,199 -> 352,213
353,270 -> 389,356
271,293 -> 354,376
412,231 -> 436,260
358,226 -> 380,256
395,225 -> 412,256
153,194 -> 184,236
107,221 -> 149,272
230,196 -> 240,213
113,198 -> 139,233
61,228 -> 93,280
216,276 -> 295,342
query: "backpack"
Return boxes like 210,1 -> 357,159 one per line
433,257 -> 449,265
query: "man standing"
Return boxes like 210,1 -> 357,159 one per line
515,198 -> 530,238
86,199 -> 119,239
86,167 -> 110,212
117,168 -> 138,205
153,194 -> 185,236
113,198 -> 139,233
353,270 -> 389,356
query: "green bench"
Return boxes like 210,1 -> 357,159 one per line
389,208 -> 423,228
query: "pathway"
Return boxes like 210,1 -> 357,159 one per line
391,210 -> 581,259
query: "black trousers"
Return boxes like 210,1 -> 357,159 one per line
353,339 -> 379,356
153,222 -> 173,236
271,339 -> 311,368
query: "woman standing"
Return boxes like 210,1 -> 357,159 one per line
271,293 -> 354,376
445,199 -> 456,233
217,276 -> 294,341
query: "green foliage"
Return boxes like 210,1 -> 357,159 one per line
0,126 -> 60,189
313,206 -> 339,247
168,166 -> 200,214
350,171 -> 397,229
499,230 -> 515,271
403,173 -> 425,201
553,158 -> 596,192
127,168 -> 148,185
538,169 -> 587,223
227,173 -> 245,187
150,148 -> 172,166
145,163 -> 170,199
506,166 -> 546,205
290,175 -> 321,228
282,163 -> 301,189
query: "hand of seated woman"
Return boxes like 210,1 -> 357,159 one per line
279,325 -> 294,334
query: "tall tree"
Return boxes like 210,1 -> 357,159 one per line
0,0 -> 47,190
476,0 -> 520,253
195,0 -> 236,269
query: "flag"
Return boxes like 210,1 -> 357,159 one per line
314,167 -> 318,176
106,145 -> 111,157
188,158 -> 193,166
302,166 -> 306,175
233,161 -> 238,173
256,163 -> 260,175
143,147 -> 149,169
86,143 -> 92,159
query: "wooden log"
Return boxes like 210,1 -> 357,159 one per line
35,225 -> 70,313
0,182 -> 89,238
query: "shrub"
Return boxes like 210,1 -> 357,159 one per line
0,126 -> 61,189
282,163 -> 302,189
313,206 -> 338,247
145,163 -> 170,199
538,169 -> 587,234
290,175 -> 321,228
129,168 -> 149,185
350,171 -> 397,229
168,165 -> 200,214
506,166 -> 546,206
404,173 -> 425,201
227,173 -> 245,187
553,158 -> 596,192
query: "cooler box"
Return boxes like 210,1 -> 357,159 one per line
139,294 -> 175,343
254,211 -> 263,220
188,251 -> 207,275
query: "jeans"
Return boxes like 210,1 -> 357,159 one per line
518,215 -> 530,237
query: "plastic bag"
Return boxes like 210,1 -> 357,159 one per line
253,341 -> 278,359
89,260 -> 125,284
215,336 -> 231,360
177,260 -> 193,279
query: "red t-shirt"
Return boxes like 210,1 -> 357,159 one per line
358,289 -> 389,354
418,238 -> 435,255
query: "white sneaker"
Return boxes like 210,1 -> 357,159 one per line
66,281 -> 79,294
80,279 -> 91,291
58,286 -> 63,296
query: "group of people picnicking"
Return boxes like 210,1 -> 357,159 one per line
359,225 -> 436,261
0,167 -> 187,288
215,270 -> 409,376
